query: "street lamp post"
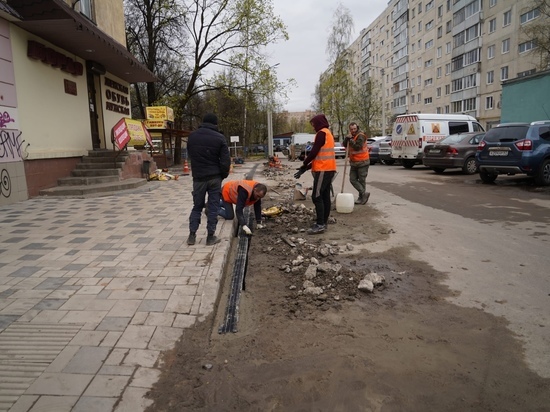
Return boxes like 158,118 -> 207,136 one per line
266,63 -> 279,158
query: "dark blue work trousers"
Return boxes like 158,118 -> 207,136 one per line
189,177 -> 222,235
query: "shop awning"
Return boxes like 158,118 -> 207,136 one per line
7,0 -> 157,83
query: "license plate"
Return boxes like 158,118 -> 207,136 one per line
429,149 -> 440,154
489,151 -> 508,156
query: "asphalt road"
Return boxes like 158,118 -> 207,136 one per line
352,162 -> 550,379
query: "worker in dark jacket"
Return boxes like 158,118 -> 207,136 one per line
186,113 -> 231,246
219,180 -> 267,235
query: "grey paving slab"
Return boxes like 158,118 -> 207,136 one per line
26,373 -> 94,396
72,396 -> 118,412
62,346 -> 110,374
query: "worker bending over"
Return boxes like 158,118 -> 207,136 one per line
219,180 -> 267,235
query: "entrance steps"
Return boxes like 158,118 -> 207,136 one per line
39,150 -> 152,198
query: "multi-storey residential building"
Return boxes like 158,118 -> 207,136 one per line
339,0 -> 547,133
0,0 -> 155,206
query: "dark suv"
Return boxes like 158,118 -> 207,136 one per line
476,121 -> 550,185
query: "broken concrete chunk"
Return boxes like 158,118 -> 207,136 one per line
304,264 -> 318,280
346,243 -> 354,251
291,255 -> 304,266
363,272 -> 385,286
358,279 -> 374,293
310,257 -> 319,265
317,262 -> 342,275
304,286 -> 323,295
318,247 -> 330,257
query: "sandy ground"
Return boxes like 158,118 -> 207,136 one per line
146,185 -> 550,412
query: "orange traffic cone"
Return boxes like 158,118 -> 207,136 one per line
182,159 -> 190,175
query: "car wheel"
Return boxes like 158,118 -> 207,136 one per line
432,168 -> 445,174
479,170 -> 497,183
462,157 -> 477,175
534,159 -> 550,186
402,159 -> 415,169
382,159 -> 395,165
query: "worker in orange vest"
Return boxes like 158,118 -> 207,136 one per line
219,180 -> 267,235
294,114 -> 336,234
343,122 -> 370,204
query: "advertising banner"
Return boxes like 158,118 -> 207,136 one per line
112,118 -> 153,149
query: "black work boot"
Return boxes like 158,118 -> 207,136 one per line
355,194 -> 364,204
187,232 -> 196,245
360,192 -> 370,204
206,234 -> 221,246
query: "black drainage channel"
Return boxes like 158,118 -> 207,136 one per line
218,165 -> 259,334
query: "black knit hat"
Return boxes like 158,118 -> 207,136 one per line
203,113 -> 218,125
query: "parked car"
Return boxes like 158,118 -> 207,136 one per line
378,137 -> 395,165
476,121 -> 550,185
368,136 -> 391,165
423,132 -> 485,174
298,142 -> 346,161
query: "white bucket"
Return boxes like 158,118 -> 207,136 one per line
335,193 -> 354,213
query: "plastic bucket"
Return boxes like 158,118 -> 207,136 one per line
335,193 -> 354,213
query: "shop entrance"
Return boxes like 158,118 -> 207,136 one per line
86,61 -> 105,149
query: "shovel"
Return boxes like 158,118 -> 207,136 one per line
335,142 -> 354,213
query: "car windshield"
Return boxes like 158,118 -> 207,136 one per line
484,125 -> 529,142
439,134 -> 465,144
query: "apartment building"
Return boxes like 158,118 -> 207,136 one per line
354,0 -> 546,131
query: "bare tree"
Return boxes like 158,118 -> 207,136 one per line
351,77 -> 382,136
322,4 -> 354,140
522,0 -> 550,69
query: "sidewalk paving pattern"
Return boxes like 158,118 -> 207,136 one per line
0,165 -> 258,412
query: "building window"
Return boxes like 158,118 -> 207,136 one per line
445,105 -> 450,113
426,20 -> 434,31
489,18 -> 496,33
80,0 -> 94,20
503,10 -> 511,27
501,66 -> 509,80
486,96 -> 494,109
425,59 -> 433,67
445,63 -> 451,75
437,26 -> 443,38
425,78 -> 433,86
417,93 -> 421,102
519,40 -> 536,53
502,38 -> 510,54
445,84 -> 450,95
437,67 -> 442,78
464,98 -> 476,111
424,97 -> 433,104
446,42 -> 452,54
438,5 -> 443,18
425,39 -> 434,49
521,8 -> 540,24
488,45 -> 495,59
487,70 -> 494,84
436,87 -> 442,97
446,20 -> 452,33
426,1 -> 434,11
437,46 -> 442,58
490,0 -> 497,7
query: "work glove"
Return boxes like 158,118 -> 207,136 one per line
256,224 -> 265,230
242,225 -> 252,236
293,165 -> 308,179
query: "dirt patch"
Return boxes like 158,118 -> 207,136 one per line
147,183 -> 550,412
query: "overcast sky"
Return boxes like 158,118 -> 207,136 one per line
266,0 -> 389,112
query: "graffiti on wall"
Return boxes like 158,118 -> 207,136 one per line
1,169 -> 11,198
0,129 -> 25,163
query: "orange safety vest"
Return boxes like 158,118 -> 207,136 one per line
312,128 -> 337,172
349,132 -> 370,162
222,180 -> 257,206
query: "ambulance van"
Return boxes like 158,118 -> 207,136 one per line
391,114 -> 484,168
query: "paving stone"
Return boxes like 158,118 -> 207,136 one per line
137,299 -> 167,312
144,289 -> 172,300
116,325 -> 155,349
85,299 -> 117,311
60,310 -> 108,325
148,326 -> 183,351
26,373 -> 94,396
29,395 -> 78,411
32,299 -> 67,310
8,266 -> 40,277
114,386 -> 153,412
46,345 -> 82,373
30,310 -> 69,324
144,312 -> 175,327
0,314 -> 20,330
98,364 -> 135,376
164,294 -> 194,314
69,330 -> 108,346
172,314 -> 197,329
58,295 -> 96,310
34,278 -> 67,290
8,395 -> 39,412
63,346 -> 110,374
83,375 -> 130,397
107,300 -> 141,317
122,349 -> 159,368
72,396 -> 118,412
96,317 -> 131,331
130,367 -> 161,389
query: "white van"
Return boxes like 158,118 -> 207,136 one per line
391,114 -> 484,168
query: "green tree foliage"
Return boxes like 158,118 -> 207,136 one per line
522,0 -> 550,69
351,77 -> 382,136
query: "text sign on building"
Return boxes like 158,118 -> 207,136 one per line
104,78 -> 130,115
146,106 -> 174,122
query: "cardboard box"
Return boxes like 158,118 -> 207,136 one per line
146,106 -> 174,122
